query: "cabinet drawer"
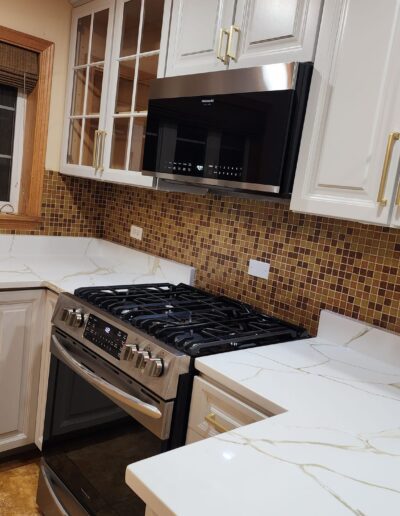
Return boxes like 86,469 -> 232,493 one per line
186,376 -> 267,443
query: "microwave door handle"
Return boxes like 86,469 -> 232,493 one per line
51,335 -> 162,420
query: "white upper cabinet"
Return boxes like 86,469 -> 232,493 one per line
61,0 -> 165,187
229,0 -> 322,68
165,0 -> 235,76
291,0 -> 400,225
102,0 -> 164,186
61,0 -> 115,180
163,0 -> 323,77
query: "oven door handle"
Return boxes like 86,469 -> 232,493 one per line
52,335 -> 162,419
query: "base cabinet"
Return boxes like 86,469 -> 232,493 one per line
0,290 -> 45,453
186,376 -> 267,444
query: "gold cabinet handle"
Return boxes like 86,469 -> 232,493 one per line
396,181 -> 400,206
93,129 -> 100,170
217,28 -> 229,64
377,132 -> 400,206
98,130 -> 106,174
205,412 -> 230,433
227,25 -> 240,61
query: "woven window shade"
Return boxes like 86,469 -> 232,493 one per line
0,42 -> 39,94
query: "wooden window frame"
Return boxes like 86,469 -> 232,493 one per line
0,26 -> 54,230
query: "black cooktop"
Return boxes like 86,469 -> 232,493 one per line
75,283 -> 308,357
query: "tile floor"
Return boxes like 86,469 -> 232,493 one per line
0,459 -> 40,515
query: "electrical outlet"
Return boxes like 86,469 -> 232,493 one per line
130,225 -> 143,240
248,259 -> 270,279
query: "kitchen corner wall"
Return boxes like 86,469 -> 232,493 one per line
99,182 -> 400,336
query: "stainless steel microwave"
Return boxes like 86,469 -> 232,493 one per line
142,62 -> 313,197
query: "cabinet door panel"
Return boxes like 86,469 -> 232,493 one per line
60,0 -> 115,179
102,0 -> 162,187
165,0 -> 235,76
0,290 -> 44,453
291,0 -> 400,224
230,0 -> 322,68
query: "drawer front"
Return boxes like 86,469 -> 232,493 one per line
186,376 -> 266,442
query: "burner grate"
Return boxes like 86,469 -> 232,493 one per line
75,283 -> 308,356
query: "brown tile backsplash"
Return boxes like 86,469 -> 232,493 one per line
100,183 -> 400,336
1,170 -> 400,336
0,170 -> 104,237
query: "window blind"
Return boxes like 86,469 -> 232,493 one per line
0,42 -> 39,94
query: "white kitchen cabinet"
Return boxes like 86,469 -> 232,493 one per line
229,0 -> 322,69
291,0 -> 400,225
61,0 -> 165,187
165,0 -> 235,76
61,0 -> 115,180
101,0 -> 164,186
186,376 -> 267,444
0,290 -> 45,453
164,0 -> 323,77
35,291 -> 58,450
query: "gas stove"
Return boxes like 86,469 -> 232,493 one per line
52,283 -> 308,400
44,285 -> 308,515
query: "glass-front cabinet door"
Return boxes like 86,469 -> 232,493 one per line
102,0 -> 164,186
61,0 -> 115,179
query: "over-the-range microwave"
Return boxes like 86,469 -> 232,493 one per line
142,62 -> 313,197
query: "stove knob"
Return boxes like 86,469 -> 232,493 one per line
144,357 -> 164,377
132,349 -> 150,369
121,344 -> 138,361
70,310 -> 85,328
61,308 -> 74,324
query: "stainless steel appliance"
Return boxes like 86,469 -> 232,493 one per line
142,62 -> 313,196
38,283 -> 308,515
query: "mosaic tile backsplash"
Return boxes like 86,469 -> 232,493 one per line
1,170 -> 400,336
0,170 -> 104,237
100,183 -> 400,336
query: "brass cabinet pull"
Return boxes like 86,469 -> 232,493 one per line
93,129 -> 100,170
227,25 -> 240,61
217,28 -> 229,64
396,181 -> 400,206
98,130 -> 106,174
377,132 -> 400,206
205,412 -> 230,433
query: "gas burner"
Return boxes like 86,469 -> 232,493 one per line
75,283 -> 308,357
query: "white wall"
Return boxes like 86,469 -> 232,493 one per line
0,0 -> 72,171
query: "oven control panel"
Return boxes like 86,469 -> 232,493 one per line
83,314 -> 128,359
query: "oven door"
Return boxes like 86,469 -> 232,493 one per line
38,328 -> 174,516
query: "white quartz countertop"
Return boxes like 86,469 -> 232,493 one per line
0,236 -> 195,292
126,311 -> 400,515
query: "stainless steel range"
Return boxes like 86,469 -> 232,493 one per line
38,283 -> 308,516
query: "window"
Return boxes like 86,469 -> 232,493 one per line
0,26 -> 54,230
0,84 -> 25,213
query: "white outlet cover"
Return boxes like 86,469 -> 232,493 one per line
248,259 -> 270,279
130,225 -> 143,240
